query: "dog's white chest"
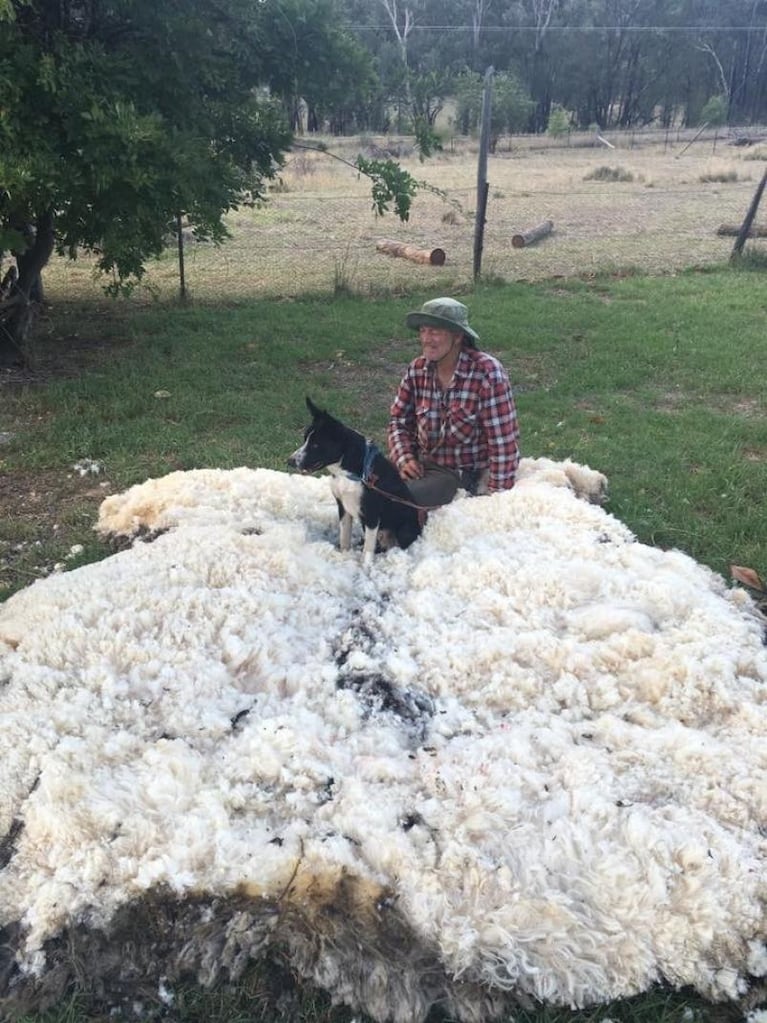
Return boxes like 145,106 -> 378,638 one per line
330,472 -> 363,518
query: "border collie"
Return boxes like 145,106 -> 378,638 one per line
288,397 -> 422,565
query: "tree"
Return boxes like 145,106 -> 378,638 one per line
410,69 -> 453,127
0,0 -> 298,363
470,0 -> 495,69
255,0 -> 377,133
378,0 -> 419,127
452,68 -> 532,141
547,103 -> 571,136
700,94 -> 729,126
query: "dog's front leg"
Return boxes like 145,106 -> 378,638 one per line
337,500 -> 353,551
362,525 -> 378,567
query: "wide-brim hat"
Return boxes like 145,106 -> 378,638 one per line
406,297 -> 479,348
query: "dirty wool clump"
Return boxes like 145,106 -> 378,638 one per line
1,460 -> 766,1022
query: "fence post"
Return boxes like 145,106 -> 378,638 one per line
473,66 -> 494,282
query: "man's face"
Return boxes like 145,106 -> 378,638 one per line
419,325 -> 461,363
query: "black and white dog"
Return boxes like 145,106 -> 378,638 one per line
288,397 -> 422,565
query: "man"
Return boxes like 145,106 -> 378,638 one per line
388,297 -> 520,508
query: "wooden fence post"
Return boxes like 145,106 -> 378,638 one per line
731,166 -> 767,259
473,66 -> 494,282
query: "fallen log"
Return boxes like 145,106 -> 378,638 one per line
512,219 -> 554,248
717,223 -> 767,237
728,135 -> 767,147
376,239 -> 446,266
595,133 -> 615,149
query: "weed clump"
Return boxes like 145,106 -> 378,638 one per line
699,169 -> 739,183
584,166 -> 635,182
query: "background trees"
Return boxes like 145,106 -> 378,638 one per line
339,0 -> 767,133
0,0 -> 301,362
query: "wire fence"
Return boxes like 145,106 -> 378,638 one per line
47,127 -> 767,304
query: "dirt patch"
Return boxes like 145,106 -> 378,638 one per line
732,397 -> 764,418
647,391 -> 767,420
0,305 -> 138,596
0,304 -> 136,386
653,390 -> 689,412
0,465 -> 115,598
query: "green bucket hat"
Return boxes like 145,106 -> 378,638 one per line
406,297 -> 480,348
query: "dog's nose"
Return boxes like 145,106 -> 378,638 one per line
287,456 -> 296,468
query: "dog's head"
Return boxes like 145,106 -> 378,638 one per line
287,397 -> 346,473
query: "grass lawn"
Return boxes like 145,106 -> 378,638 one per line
2,262 -> 766,1023
2,263 -> 765,602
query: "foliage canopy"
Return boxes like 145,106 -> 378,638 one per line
0,0 -> 383,361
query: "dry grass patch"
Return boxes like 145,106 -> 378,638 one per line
699,168 -> 740,183
40,133 -> 767,305
583,165 -> 635,182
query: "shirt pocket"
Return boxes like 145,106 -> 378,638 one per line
446,403 -> 478,443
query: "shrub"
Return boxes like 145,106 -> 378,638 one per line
547,104 -> 571,137
700,94 -> 728,127
583,166 -> 634,182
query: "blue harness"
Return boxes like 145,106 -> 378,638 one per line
361,440 -> 380,485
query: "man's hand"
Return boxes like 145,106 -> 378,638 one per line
399,455 -> 424,481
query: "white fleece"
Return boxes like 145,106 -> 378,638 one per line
0,460 -> 765,1016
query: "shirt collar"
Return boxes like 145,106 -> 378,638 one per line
425,345 -> 472,384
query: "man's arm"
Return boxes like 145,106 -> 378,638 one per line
480,368 -> 520,492
388,369 -> 420,473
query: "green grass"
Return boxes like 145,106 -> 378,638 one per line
2,265 -> 767,1021
7,263 -> 765,597
14,983 -> 746,1023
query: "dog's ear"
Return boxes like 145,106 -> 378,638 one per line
306,396 -> 323,418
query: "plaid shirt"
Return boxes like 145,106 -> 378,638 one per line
388,347 -> 520,492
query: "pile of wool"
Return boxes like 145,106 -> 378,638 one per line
1,459 -> 766,1022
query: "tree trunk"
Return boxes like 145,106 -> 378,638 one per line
0,209 -> 55,367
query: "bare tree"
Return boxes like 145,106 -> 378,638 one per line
379,0 -> 416,116
697,41 -> 731,102
379,0 -> 415,69
530,0 -> 558,53
472,0 -> 494,64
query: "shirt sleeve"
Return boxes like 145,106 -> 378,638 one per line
388,366 -> 418,468
480,364 -> 520,492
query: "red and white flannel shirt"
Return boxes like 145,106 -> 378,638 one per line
388,347 -> 520,492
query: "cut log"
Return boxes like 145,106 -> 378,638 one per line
717,223 -> 767,237
512,219 -> 554,248
375,239 -> 446,266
